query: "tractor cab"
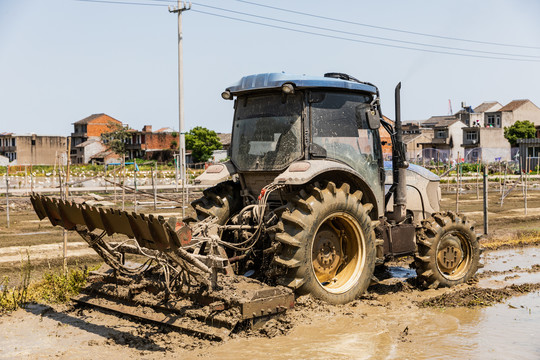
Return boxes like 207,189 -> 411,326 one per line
221,72 -> 386,206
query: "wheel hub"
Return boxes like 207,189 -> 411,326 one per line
437,236 -> 464,273
312,228 -> 341,281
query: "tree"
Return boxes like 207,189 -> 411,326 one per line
101,121 -> 131,158
185,126 -> 222,163
504,120 -> 536,146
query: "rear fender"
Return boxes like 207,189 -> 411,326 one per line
274,160 -> 382,218
194,161 -> 237,186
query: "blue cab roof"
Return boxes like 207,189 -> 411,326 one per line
226,73 -> 378,95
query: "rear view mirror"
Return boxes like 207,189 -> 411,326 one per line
356,104 -> 380,130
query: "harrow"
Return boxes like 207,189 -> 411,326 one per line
30,193 -> 294,340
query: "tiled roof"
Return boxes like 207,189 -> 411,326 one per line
217,133 -> 231,145
498,100 -> 529,112
156,127 -> 175,133
473,101 -> 501,113
403,133 -> 424,144
73,113 -> 121,125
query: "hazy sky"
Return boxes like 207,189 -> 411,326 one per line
1,0 -> 540,136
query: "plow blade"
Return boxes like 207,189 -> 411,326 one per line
29,193 -> 294,339
74,266 -> 294,340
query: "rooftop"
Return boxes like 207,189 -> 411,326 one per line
217,133 -> 231,145
498,99 -> 530,112
473,101 -> 501,113
73,113 -> 122,125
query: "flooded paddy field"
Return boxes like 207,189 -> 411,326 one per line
0,246 -> 538,359
0,192 -> 539,359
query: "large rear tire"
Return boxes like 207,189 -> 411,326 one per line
190,181 -> 242,225
414,211 -> 480,288
273,181 -> 377,304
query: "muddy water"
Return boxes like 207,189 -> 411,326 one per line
201,247 -> 540,360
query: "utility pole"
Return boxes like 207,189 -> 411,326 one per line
169,1 -> 191,218
63,137 -> 71,276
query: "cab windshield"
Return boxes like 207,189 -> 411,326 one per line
310,91 -> 382,196
231,93 -> 303,171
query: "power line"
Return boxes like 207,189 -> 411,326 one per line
75,0 -> 540,62
233,0 -> 540,51
188,2 -> 540,59
189,9 -> 540,62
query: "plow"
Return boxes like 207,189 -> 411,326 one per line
30,193 -> 294,340
28,72 -> 481,339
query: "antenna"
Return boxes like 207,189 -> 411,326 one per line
448,99 -> 453,115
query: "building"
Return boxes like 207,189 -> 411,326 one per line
377,116 -> 394,159
90,150 -> 122,165
71,113 -> 122,164
217,133 -> 232,151
0,133 -> 67,165
461,100 -> 540,163
420,116 -> 466,162
125,125 -> 179,161
403,130 -> 434,162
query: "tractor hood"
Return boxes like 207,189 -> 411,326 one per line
226,73 -> 378,95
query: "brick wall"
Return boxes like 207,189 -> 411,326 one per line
145,132 -> 179,150
87,115 -> 122,137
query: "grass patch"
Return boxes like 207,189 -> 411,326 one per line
0,253 -> 93,314
482,232 -> 540,250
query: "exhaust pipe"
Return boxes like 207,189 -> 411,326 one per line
390,82 -> 408,222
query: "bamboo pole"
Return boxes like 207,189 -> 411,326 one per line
63,139 -> 71,276
134,161 -> 138,213
5,165 -> 10,228
152,167 -> 157,211
483,165 -> 488,235
525,156 -> 529,215
122,157 -> 125,211
114,165 -> 117,202
476,159 -> 480,200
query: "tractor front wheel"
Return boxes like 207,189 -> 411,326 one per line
414,211 -> 480,288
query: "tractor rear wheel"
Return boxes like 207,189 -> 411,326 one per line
273,181 -> 377,304
191,181 -> 242,225
414,211 -> 480,288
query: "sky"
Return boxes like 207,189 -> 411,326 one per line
1,0 -> 540,136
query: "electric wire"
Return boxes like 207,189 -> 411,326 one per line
127,0 -> 540,58
190,9 -> 540,63
188,2 -> 540,59
75,0 -> 540,62
232,0 -> 540,50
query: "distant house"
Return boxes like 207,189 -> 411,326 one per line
125,125 -> 180,162
0,133 -> 67,165
71,113 -> 122,164
90,150 -> 121,165
461,100 -> 540,162
401,122 -> 434,161
217,133 -> 232,151
420,116 -> 466,162
75,138 -> 108,164
378,116 -> 394,159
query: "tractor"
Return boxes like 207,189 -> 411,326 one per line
191,72 -> 480,304
29,72 -> 480,337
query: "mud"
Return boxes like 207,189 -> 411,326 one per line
2,191 -> 540,358
419,283 -> 540,308
1,246 -> 539,359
